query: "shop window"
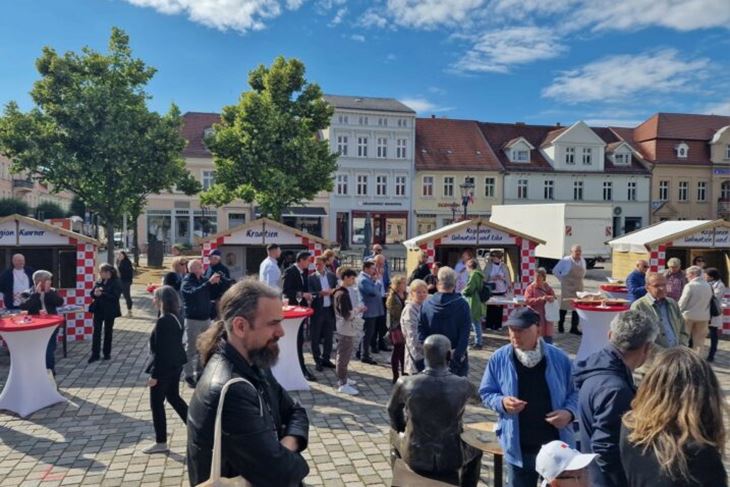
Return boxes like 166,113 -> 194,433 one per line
194,212 -> 217,238
228,213 -> 246,228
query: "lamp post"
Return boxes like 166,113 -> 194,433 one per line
448,202 -> 459,223
459,181 -> 475,220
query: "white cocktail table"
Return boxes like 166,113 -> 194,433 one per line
574,302 -> 629,362
271,306 -> 314,392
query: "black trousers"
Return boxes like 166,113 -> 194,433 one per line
121,281 -> 133,310
558,309 -> 580,331
150,369 -> 188,443
360,317 -> 377,360
371,303 -> 388,350
486,304 -> 504,330
297,319 -> 308,374
708,327 -> 719,361
92,315 -> 115,358
311,307 -> 335,364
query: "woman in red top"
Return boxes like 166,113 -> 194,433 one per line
524,267 -> 557,343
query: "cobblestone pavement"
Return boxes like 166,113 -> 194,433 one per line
1,280 -> 729,487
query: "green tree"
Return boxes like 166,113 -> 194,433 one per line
35,201 -> 66,220
0,198 -> 29,217
68,195 -> 86,218
202,56 -> 338,219
0,28 -> 191,263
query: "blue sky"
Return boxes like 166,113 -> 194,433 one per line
1,0 -> 729,127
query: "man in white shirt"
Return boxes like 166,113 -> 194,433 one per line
454,249 -> 475,294
0,253 -> 33,309
258,244 -> 282,290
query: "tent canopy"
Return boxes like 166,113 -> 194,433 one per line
608,219 -> 730,253
403,217 -> 544,250
0,214 -> 99,246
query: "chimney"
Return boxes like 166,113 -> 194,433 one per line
556,122 -> 561,127
431,114 -> 436,119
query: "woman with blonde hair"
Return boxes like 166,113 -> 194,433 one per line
620,347 -> 727,486
386,275 -> 407,383
400,279 -> 428,375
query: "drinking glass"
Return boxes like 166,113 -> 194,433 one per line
296,292 -> 303,306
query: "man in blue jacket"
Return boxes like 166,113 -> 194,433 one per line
480,307 -> 578,487
418,266 -> 471,377
357,261 -> 384,365
625,260 -> 648,303
573,310 -> 657,487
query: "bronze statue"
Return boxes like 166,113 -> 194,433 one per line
387,334 -> 482,486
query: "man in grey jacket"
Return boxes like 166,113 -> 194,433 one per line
357,261 -> 384,365
678,265 -> 713,356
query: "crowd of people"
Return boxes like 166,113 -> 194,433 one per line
2,241 -> 728,487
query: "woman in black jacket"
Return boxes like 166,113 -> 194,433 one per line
19,270 -> 64,375
620,347 -> 727,487
88,263 -> 122,363
117,251 -> 134,318
143,285 -> 188,454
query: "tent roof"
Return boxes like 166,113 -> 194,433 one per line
608,219 -> 730,252
0,214 -> 99,245
198,217 -> 335,247
403,217 -> 544,249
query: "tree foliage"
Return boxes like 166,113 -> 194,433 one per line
202,56 -> 338,219
35,201 -> 66,220
68,195 -> 86,218
0,198 -> 30,217
0,28 -> 193,262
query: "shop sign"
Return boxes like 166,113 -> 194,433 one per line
443,225 -> 516,245
358,201 -> 404,207
713,168 -> 730,175
714,228 -> 730,247
0,220 -> 71,246
224,223 -> 303,245
673,227 -> 730,248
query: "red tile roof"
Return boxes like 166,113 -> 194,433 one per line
415,118 -> 503,171
182,112 -> 220,157
634,113 -> 730,142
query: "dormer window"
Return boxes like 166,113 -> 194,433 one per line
676,142 -> 689,159
614,152 -> 630,165
512,149 -> 529,162
565,147 -> 575,165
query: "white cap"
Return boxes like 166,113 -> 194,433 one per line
536,441 -> 597,486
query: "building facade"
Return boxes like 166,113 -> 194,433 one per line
413,118 -> 503,233
0,155 -> 74,213
479,121 -> 651,236
322,95 -> 416,248
612,113 -> 730,223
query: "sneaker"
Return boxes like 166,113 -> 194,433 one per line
337,384 -> 359,395
142,442 -> 169,454
346,378 -> 357,386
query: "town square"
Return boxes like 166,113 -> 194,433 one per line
1,1 -> 730,486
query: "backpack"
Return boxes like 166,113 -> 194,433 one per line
478,281 -> 492,303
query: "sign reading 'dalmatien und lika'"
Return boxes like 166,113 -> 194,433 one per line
443,225 -> 516,245
223,224 -> 304,245
674,227 -> 730,248
0,220 -> 72,246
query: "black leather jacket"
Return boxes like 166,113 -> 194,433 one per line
187,341 -> 310,486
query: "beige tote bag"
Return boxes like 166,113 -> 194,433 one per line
196,377 -> 262,487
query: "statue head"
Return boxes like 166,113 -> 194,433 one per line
423,334 -> 451,370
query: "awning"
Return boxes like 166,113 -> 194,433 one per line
255,207 -> 327,217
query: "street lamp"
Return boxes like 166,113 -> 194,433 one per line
459,181 -> 475,220
448,202 -> 460,222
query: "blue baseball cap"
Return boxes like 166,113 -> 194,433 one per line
505,307 -> 541,329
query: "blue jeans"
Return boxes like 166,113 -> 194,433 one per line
46,327 -> 59,373
472,321 -> 483,346
508,452 -> 538,487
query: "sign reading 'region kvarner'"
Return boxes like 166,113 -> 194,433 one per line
674,227 -> 730,248
0,220 -> 71,246
443,224 -> 516,245
224,223 -> 304,245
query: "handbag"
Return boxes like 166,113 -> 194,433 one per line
710,295 -> 721,318
195,377 -> 262,487
545,299 -> 560,322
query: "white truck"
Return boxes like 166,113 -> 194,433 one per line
490,203 -> 614,270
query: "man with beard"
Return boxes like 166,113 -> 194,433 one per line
187,280 -> 310,486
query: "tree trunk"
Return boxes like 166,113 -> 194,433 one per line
132,213 -> 140,267
106,219 -> 115,264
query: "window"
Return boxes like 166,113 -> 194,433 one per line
358,116 -> 368,126
574,181 -> 584,201
513,149 -> 529,162
627,181 -> 637,201
678,181 -> 688,201
395,175 -> 406,196
376,137 -> 388,158
517,179 -> 528,200
396,138 -> 407,159
337,114 -> 348,124
356,175 -> 368,196
357,137 -> 368,157
658,180 -> 669,201
464,176 -> 475,187
376,175 -> 387,196
336,174 -> 348,195
676,143 -> 688,158
422,176 -> 434,197
397,118 -> 408,128
582,147 -> 592,165
544,180 -> 554,200
565,147 -> 575,165
443,176 -> 454,197
614,152 -> 630,165
378,117 -> 388,127
202,170 -> 215,190
726,144 -> 730,159
603,181 -> 612,201
337,135 -> 348,156
485,177 -> 495,198
697,181 -> 707,202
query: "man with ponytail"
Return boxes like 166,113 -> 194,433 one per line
187,279 -> 310,486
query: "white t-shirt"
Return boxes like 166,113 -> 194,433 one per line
12,269 -> 30,306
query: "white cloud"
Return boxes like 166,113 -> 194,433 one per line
351,34 -> 366,42
399,97 -> 454,114
384,0 -> 484,28
122,0 -> 301,32
543,49 -> 710,103
329,7 -> 347,25
704,100 -> 730,115
453,26 -> 566,73
359,9 -> 389,28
